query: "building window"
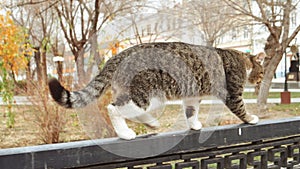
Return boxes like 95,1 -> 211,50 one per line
142,27 -> 145,37
244,26 -> 249,39
147,24 -> 151,35
291,12 -> 297,27
232,28 -> 237,40
154,22 -> 158,33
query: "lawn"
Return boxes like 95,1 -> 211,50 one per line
242,91 -> 300,99
0,92 -> 300,149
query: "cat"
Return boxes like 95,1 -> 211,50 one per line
48,42 -> 264,140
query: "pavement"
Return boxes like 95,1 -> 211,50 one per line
0,96 -> 32,106
166,98 -> 300,105
1,88 -> 300,105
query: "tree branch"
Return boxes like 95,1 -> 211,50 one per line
287,24 -> 300,46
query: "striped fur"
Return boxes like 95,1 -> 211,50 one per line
49,42 -> 263,127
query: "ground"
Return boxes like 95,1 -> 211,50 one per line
1,102 -> 299,149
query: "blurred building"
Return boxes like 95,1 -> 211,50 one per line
50,0 -> 300,84
215,1 -> 300,79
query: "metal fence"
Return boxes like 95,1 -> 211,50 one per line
1,117 -> 300,169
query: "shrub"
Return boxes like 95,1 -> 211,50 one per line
25,81 -> 67,144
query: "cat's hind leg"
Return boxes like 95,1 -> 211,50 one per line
183,98 -> 202,130
134,112 -> 160,129
142,97 -> 163,129
107,103 -> 136,140
125,97 -> 161,129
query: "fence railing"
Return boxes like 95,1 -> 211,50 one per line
1,117 -> 300,169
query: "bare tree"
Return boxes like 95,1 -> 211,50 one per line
3,1 -> 73,142
54,0 -> 138,84
128,13 -> 190,44
6,0 -> 59,95
225,0 -> 300,110
51,32 -> 66,83
180,0 -> 244,46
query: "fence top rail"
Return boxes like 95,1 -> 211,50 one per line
1,117 -> 300,168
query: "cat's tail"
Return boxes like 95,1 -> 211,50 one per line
48,72 -> 111,108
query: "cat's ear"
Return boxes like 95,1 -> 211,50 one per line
253,52 -> 266,65
246,52 -> 266,69
247,52 -> 265,85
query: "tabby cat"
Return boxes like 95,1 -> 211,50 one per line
49,42 -> 264,140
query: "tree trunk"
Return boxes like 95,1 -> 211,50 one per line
86,34 -> 102,79
25,55 -> 32,93
33,47 -> 42,83
41,50 -> 48,100
257,26 -> 283,111
206,38 -> 215,47
32,46 -> 48,99
75,50 -> 87,87
258,51 -> 284,111
257,66 -> 274,110
41,51 -> 47,86
57,61 -> 63,83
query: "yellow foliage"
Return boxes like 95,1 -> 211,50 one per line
0,11 -> 32,74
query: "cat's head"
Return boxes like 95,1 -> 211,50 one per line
246,52 -> 265,85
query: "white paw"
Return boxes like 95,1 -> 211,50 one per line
190,120 -> 202,130
248,115 -> 259,124
116,128 -> 136,140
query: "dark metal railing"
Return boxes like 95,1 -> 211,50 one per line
1,117 -> 300,169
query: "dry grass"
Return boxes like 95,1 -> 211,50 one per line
0,105 -> 88,148
0,102 -> 299,148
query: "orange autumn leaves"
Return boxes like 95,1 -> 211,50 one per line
0,11 -> 32,74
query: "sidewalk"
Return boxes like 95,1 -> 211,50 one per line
1,92 -> 300,105
166,98 -> 300,105
244,88 -> 300,92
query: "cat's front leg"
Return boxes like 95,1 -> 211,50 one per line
246,114 -> 259,124
225,95 -> 259,124
107,104 -> 136,140
183,98 -> 202,130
